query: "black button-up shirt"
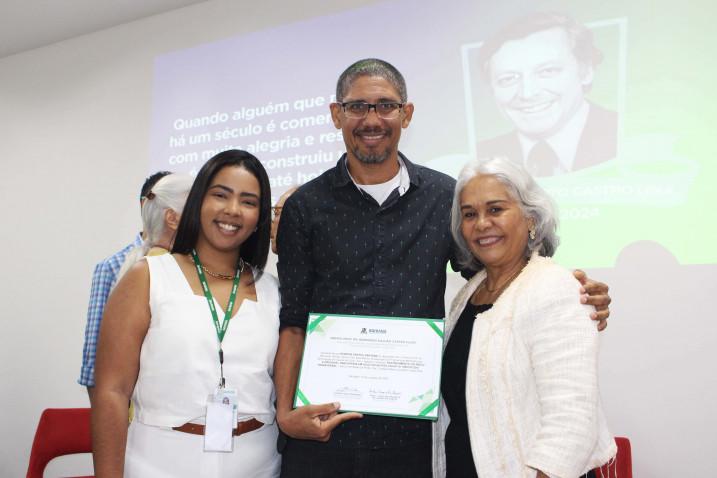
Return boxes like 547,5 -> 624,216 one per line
277,153 -> 459,449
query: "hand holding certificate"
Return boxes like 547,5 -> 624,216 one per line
294,314 -> 444,420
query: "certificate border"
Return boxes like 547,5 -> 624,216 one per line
293,312 -> 445,421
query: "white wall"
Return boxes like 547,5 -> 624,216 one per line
1,0 -> 714,476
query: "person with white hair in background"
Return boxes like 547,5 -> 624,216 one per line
79,171 -> 170,406
114,172 -> 194,284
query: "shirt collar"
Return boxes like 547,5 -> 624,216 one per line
331,151 -> 421,190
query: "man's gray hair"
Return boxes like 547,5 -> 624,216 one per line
336,58 -> 407,103
450,156 -> 560,272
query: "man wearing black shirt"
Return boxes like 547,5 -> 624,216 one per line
274,58 -> 610,478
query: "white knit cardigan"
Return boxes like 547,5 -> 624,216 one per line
432,254 -> 616,478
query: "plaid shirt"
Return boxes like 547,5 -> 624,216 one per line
78,234 -> 142,386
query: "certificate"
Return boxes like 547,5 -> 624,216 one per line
294,313 -> 444,420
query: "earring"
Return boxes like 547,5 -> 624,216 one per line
529,228 -> 536,240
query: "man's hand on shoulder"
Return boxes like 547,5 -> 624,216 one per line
277,402 -> 362,442
573,269 -> 611,331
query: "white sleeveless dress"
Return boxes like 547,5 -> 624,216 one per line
124,254 -> 281,477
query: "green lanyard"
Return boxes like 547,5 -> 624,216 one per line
191,249 -> 243,388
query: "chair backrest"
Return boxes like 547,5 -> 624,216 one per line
26,408 -> 93,478
595,436 -> 632,478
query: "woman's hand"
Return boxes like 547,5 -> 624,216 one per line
573,269 -> 611,331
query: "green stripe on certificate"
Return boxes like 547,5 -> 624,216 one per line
419,399 -> 439,417
295,388 -> 310,406
426,320 -> 444,338
307,314 -> 327,334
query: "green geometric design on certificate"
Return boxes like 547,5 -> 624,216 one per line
426,320 -> 444,338
419,399 -> 439,417
309,317 -> 336,335
307,314 -> 327,334
409,388 -> 435,410
295,388 -> 310,406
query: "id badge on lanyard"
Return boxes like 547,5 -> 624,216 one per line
191,250 -> 243,452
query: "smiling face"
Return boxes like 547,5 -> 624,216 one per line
330,75 -> 413,167
459,174 -> 532,274
488,27 -> 592,139
197,165 -> 261,255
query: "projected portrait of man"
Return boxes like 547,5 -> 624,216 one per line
476,12 -> 617,176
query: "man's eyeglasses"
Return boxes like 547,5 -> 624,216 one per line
340,101 -> 404,119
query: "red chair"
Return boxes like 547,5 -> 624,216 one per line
26,408 -> 94,478
594,436 -> 632,478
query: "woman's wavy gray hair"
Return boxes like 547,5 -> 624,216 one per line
450,157 -> 560,272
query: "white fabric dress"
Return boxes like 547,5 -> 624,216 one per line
124,254 -> 280,478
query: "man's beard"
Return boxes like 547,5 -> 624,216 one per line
352,147 -> 391,164
352,126 -> 393,164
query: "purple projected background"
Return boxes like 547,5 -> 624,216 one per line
149,0 -> 711,268
149,0 -> 493,203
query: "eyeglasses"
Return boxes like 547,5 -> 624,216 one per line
340,101 -> 404,119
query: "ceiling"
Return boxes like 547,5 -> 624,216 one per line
0,0 -> 209,59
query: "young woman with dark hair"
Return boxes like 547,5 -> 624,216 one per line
172,149 -> 272,271
92,150 -> 280,477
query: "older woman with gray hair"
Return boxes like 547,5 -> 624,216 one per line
433,157 -> 616,478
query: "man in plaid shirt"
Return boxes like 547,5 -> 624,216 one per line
78,171 -> 170,404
